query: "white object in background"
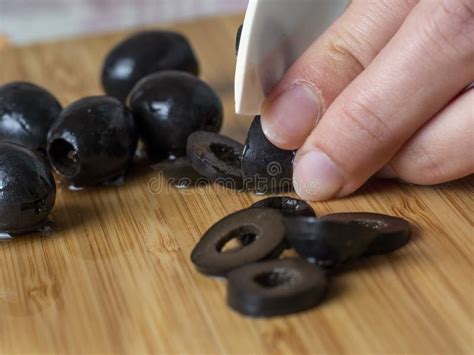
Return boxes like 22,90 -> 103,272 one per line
235,0 -> 350,115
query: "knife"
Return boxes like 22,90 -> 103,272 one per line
235,0 -> 349,116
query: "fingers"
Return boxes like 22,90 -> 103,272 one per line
261,0 -> 418,149
294,0 -> 474,201
380,89 -> 474,184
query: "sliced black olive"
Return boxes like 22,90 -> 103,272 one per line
187,131 -> 243,188
0,142 -> 56,235
251,196 -> 316,217
102,31 -> 199,102
47,96 -> 138,187
191,208 -> 286,277
227,259 -> 328,317
284,217 -> 377,268
242,116 -> 296,193
236,24 -> 243,55
129,71 -> 223,161
0,82 -> 62,154
321,212 -> 411,256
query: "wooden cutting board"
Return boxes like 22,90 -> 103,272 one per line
0,14 -> 472,354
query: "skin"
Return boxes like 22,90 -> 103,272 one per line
260,0 -> 474,201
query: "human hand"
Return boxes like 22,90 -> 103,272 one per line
261,0 -> 474,201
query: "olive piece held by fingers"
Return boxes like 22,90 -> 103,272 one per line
242,116 -> 296,193
102,31 -> 199,102
0,142 -> 56,235
47,96 -> 138,188
0,82 -> 62,154
129,71 -> 223,161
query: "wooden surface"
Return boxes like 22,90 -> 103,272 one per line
1,14 -> 473,355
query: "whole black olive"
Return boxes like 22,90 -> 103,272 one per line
0,82 -> 62,154
284,217 -> 377,268
321,212 -> 411,256
102,31 -> 200,102
47,96 -> 138,188
251,196 -> 316,217
242,116 -> 296,193
227,259 -> 328,317
129,71 -> 223,161
187,131 -> 244,188
0,142 -> 56,235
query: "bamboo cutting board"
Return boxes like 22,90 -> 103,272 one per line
0,14 -> 473,354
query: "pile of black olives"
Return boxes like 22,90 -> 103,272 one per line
191,197 -> 411,317
0,29 -> 222,235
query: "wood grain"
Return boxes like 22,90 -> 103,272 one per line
0,14 -> 473,354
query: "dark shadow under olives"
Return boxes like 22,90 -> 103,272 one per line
102,31 -> 200,102
242,116 -> 296,194
187,131 -> 244,188
0,142 -> 56,235
47,96 -> 138,187
129,71 -> 223,161
0,82 -> 62,154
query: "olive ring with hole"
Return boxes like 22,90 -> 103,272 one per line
227,259 -> 328,317
191,208 -> 287,277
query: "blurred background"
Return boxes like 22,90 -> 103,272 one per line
0,0 -> 248,44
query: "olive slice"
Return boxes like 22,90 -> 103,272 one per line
191,208 -> 286,277
284,217 -> 377,268
251,196 -> 316,217
321,212 -> 411,256
241,116 -> 296,194
227,259 -> 328,317
187,131 -> 244,189
238,196 -> 316,246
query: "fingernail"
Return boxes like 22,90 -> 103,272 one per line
261,83 -> 322,147
293,150 -> 345,201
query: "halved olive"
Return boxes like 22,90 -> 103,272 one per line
187,131 -> 243,188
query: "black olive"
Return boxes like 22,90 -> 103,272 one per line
321,212 -> 411,256
191,208 -> 286,277
284,217 -> 377,268
102,31 -> 199,102
47,96 -> 138,187
236,24 -> 243,55
129,71 -> 223,161
251,196 -> 316,217
0,142 -> 56,235
0,82 -> 62,154
227,259 -> 328,317
187,131 -> 244,188
242,116 -> 296,193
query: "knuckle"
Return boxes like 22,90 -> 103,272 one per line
326,31 -> 369,74
419,0 -> 474,56
396,146 -> 446,185
340,99 -> 392,148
